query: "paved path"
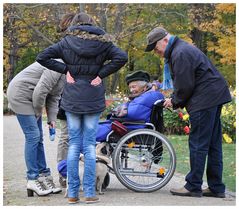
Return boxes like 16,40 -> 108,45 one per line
3,115 -> 236,206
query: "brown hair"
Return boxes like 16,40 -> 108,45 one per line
59,13 -> 75,32
70,12 -> 96,26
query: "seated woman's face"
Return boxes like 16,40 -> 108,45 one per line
128,81 -> 145,95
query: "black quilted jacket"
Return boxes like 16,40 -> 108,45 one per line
37,25 -> 128,114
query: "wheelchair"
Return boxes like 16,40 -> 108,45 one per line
101,99 -> 176,193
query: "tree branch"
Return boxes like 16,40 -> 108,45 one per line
116,20 -> 161,41
14,14 -> 54,45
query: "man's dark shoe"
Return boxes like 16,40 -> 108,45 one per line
170,187 -> 202,197
202,188 -> 225,198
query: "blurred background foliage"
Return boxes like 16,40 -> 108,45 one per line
3,3 -> 236,94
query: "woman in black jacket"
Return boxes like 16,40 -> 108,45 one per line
37,13 -> 128,204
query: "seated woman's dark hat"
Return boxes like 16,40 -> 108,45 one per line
125,71 -> 150,85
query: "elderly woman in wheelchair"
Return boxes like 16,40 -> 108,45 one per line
97,70 -> 164,142
96,71 -> 176,192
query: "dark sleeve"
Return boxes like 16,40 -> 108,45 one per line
98,44 -> 128,79
36,43 -> 67,74
171,51 -> 195,109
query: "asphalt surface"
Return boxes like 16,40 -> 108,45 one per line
3,115 -> 236,206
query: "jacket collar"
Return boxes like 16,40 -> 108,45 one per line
68,25 -> 106,35
66,25 -> 114,43
164,36 -> 179,60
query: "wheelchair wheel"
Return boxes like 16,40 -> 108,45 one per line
112,129 -> 176,192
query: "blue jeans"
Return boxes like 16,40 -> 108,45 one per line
65,112 -> 101,198
184,105 -> 225,193
16,114 -> 50,180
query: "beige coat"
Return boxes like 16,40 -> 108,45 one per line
7,61 -> 65,123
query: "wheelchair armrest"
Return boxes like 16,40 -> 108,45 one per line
121,121 -> 146,125
122,122 -> 155,130
110,117 -> 145,124
110,118 -> 154,129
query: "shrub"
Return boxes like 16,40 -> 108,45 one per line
3,92 -> 9,114
163,109 -> 188,135
3,92 -> 14,115
221,94 -> 236,143
163,91 -> 236,144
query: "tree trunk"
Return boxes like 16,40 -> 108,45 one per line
97,4 -> 110,94
98,3 -> 107,30
5,5 -> 19,84
79,4 -> 85,13
110,4 -> 126,94
8,47 -> 18,83
189,27 -> 208,54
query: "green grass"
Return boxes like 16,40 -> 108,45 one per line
168,135 -> 236,192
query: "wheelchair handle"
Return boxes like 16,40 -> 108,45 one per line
154,99 -> 173,112
154,99 -> 165,108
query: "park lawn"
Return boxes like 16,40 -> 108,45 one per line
168,135 -> 236,192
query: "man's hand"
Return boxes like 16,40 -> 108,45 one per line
91,76 -> 102,86
164,98 -> 173,108
66,71 -> 75,83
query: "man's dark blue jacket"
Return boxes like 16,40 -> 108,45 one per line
166,37 -> 231,113
37,25 -> 128,114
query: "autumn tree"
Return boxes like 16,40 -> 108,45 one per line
3,3 -> 235,93
188,3 -> 235,86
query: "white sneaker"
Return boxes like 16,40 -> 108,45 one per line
43,175 -> 62,194
27,177 -> 52,197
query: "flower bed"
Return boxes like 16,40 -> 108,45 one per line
164,90 -> 236,143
